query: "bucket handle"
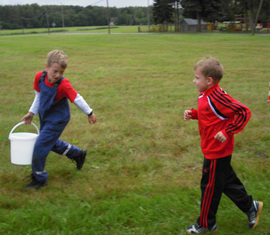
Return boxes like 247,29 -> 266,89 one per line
9,122 -> 39,139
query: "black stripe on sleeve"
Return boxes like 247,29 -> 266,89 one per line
210,89 -> 248,133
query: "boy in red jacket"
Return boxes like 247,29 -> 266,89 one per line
184,57 -> 263,234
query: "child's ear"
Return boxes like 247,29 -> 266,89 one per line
45,64 -> 49,69
207,77 -> 215,85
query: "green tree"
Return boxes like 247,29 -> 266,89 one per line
115,10 -> 131,25
152,0 -> 182,32
153,0 -> 174,25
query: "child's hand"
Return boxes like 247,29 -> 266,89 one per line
21,112 -> 34,124
88,113 -> 97,124
214,131 -> 227,143
184,110 -> 192,121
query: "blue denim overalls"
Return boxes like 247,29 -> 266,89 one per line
32,71 -> 81,182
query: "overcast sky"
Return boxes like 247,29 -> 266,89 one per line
0,0 -> 154,7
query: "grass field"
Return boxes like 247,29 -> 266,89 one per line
1,25 -> 269,36
0,26 -> 138,36
0,31 -> 269,234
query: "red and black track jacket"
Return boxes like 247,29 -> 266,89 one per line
191,84 -> 251,159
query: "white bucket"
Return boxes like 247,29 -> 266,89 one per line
9,122 -> 39,165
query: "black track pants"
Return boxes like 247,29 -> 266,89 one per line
197,155 -> 253,229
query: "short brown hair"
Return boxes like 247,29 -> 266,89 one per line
194,57 -> 224,81
47,50 -> 68,69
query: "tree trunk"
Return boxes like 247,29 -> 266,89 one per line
252,0 -> 264,35
245,8 -> 248,32
174,1 -> 180,32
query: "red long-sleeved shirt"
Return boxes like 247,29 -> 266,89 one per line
33,71 -> 77,103
191,84 -> 251,159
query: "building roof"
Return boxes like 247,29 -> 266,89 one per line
182,18 -> 206,25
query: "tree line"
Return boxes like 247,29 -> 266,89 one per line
153,0 -> 270,33
0,0 -> 269,32
0,5 -> 152,30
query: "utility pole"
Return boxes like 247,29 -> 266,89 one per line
106,0 -> 110,34
61,3 -> 65,31
147,0 -> 150,32
46,9 -> 50,34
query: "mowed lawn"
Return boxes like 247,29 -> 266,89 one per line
0,32 -> 269,234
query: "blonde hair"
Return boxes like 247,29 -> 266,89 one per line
194,57 -> 224,81
47,50 -> 68,69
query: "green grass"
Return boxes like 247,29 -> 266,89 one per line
0,26 -> 142,36
1,25 -> 269,36
0,33 -> 269,234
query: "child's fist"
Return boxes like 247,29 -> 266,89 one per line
184,110 -> 192,121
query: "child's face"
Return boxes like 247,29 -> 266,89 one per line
193,67 -> 211,92
46,63 -> 66,84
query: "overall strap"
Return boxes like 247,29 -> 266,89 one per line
40,71 -> 47,82
54,77 -> 64,88
39,70 -> 64,88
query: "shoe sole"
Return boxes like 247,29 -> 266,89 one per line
186,228 -> 218,234
251,201 -> 263,230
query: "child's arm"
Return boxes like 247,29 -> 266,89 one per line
184,108 -> 198,121
21,112 -> 34,124
221,102 -> 250,138
88,112 -> 97,124
21,91 -> 40,124
73,94 -> 97,124
214,131 -> 227,143
209,91 -> 251,141
184,110 -> 192,121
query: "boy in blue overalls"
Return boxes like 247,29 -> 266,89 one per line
21,50 -> 97,190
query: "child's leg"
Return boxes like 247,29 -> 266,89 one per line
52,139 -> 81,159
197,157 -> 222,229
52,139 -> 87,170
197,156 -> 233,229
32,125 -> 64,182
223,161 -> 253,213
